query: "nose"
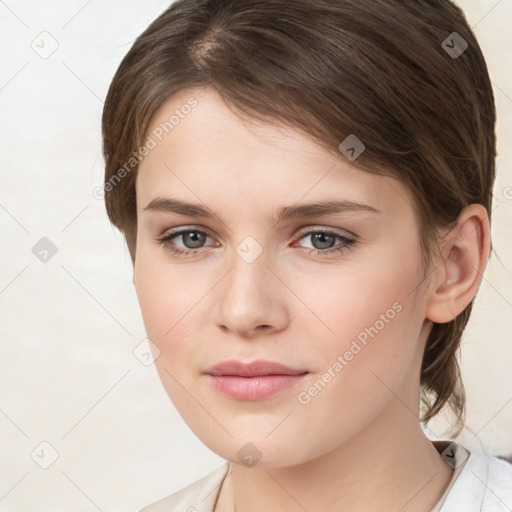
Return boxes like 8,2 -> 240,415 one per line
215,246 -> 289,339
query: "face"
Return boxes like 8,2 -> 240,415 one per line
134,87 -> 431,467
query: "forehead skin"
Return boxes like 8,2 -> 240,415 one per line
135,86 -> 419,252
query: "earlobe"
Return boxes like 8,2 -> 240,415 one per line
426,204 -> 490,324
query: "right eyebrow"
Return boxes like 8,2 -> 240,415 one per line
143,197 -> 215,218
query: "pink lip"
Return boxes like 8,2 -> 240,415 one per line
204,360 -> 309,400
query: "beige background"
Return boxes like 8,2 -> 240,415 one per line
0,0 -> 511,510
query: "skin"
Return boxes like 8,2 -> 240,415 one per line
133,86 -> 490,512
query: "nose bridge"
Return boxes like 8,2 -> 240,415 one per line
216,234 -> 287,335
225,235 -> 271,302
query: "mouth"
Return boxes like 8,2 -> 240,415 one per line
203,359 -> 309,400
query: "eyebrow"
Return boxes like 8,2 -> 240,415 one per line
143,197 -> 380,221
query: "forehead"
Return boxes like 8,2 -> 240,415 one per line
136,87 -> 415,221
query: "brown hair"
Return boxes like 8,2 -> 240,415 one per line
101,0 -> 496,432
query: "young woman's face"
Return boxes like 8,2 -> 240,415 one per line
134,87 -> 433,467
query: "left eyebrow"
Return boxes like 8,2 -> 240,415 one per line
143,197 -> 216,218
275,200 -> 381,221
142,197 -> 381,221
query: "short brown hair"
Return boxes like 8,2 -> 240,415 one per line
101,0 -> 496,432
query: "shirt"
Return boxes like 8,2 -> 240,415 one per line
139,441 -> 512,511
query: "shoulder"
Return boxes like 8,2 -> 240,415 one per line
482,454 -> 512,506
441,447 -> 512,511
139,462 -> 230,512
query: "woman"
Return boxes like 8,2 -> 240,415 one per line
101,0 -> 512,510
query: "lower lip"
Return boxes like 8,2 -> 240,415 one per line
206,373 -> 308,400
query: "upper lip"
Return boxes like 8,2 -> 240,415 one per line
204,360 -> 308,377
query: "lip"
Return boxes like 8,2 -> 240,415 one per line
204,360 -> 309,400
204,359 -> 307,377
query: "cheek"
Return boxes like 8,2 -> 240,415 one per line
134,247 -> 201,340
281,296 -> 421,464
288,251 -> 423,399
134,255 -> 208,411
291,249 -> 420,350
133,249 -> 216,395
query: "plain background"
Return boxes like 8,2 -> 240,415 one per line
0,0 -> 511,510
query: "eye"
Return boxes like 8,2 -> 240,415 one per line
293,228 -> 356,256
156,228 -> 216,257
156,227 -> 357,258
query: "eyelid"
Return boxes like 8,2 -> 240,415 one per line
294,225 -> 356,240
159,226 -> 218,245
158,224 -> 214,238
158,224 -> 355,243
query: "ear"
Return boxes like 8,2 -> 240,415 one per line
425,204 -> 491,324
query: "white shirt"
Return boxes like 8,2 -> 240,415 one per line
139,441 -> 512,511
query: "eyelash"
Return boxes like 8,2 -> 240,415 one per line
155,227 -> 357,258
